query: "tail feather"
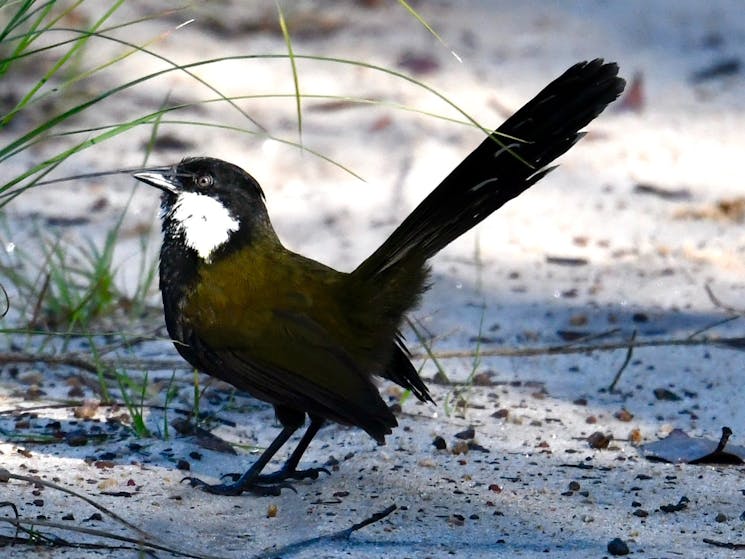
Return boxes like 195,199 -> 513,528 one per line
354,59 -> 625,280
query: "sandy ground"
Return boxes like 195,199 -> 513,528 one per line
1,1 -> 745,557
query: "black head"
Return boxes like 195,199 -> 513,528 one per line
133,157 -> 273,262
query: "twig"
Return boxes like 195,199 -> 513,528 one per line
347,504 -> 397,532
687,315 -> 740,339
252,504 -> 397,559
703,538 -> 745,550
0,352 -> 186,374
416,335 -> 745,360
95,333 -> 161,356
705,283 -> 744,315
0,351 -> 103,373
608,329 -> 636,392
559,327 -> 621,347
714,426 -> 733,454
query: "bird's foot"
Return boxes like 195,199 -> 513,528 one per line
182,475 -> 295,497
257,465 -> 331,484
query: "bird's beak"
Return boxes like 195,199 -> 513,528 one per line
132,169 -> 182,194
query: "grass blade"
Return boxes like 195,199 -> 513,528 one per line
276,1 -> 303,142
397,0 -> 461,62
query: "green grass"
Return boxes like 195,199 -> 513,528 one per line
116,368 -> 151,437
0,199 -> 158,334
160,371 -> 177,440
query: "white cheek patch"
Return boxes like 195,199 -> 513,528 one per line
168,191 -> 239,261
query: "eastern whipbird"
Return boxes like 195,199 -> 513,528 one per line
133,59 -> 625,496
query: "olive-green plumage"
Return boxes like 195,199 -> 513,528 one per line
134,59 -> 625,495
183,238 -> 423,439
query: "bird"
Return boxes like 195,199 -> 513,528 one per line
133,59 -> 625,496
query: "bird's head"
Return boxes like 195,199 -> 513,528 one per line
133,157 -> 270,262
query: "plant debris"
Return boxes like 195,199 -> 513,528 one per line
641,427 -> 744,464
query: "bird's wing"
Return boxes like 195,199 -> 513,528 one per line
193,307 -> 397,443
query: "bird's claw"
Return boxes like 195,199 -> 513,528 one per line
256,466 -> 331,483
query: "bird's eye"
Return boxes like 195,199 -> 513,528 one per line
196,175 -> 213,188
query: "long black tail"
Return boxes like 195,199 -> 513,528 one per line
354,59 -> 625,279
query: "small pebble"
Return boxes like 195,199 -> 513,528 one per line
451,441 -> 469,455
65,430 -> 89,447
472,372 -> 495,386
660,496 -> 689,513
587,431 -> 612,449
607,537 -> 630,555
628,428 -> 643,445
614,408 -> 634,422
653,387 -> 681,401
454,427 -> 475,440
467,441 -> 489,453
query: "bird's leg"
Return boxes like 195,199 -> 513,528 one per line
185,423 -> 298,496
255,415 -> 329,483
